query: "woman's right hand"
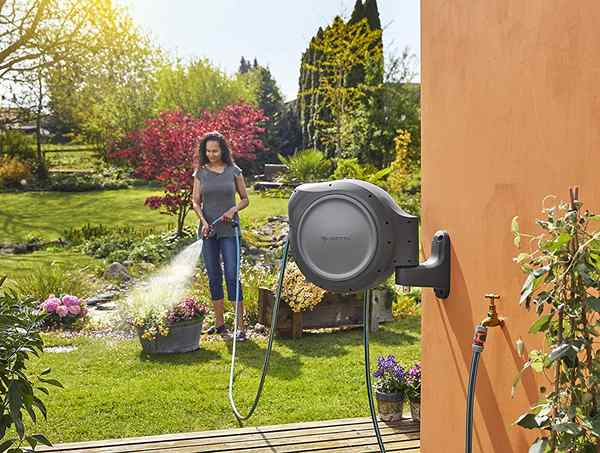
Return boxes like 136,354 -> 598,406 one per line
200,221 -> 210,238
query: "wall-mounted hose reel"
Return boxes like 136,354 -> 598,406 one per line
288,179 -> 451,298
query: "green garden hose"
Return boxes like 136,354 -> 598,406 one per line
364,289 -> 387,452
227,229 -> 290,423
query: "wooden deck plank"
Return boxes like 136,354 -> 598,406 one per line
81,422 -> 418,453
107,425 -> 419,453
41,417 -> 420,453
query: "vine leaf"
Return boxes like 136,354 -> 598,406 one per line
529,313 -> 554,334
520,266 -> 549,304
528,437 -> 548,453
587,297 -> 600,312
512,216 -> 521,247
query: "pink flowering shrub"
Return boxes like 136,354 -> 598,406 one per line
39,294 -> 88,328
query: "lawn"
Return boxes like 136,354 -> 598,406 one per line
0,188 -> 288,243
30,317 -> 420,444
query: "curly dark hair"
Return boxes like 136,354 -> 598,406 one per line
198,131 -> 234,167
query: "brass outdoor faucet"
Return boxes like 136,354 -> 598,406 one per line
481,293 -> 504,328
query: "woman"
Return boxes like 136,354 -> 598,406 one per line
192,131 -> 249,341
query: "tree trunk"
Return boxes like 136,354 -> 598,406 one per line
35,76 -> 47,180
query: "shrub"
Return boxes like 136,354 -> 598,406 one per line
38,294 -> 88,329
392,288 -> 421,319
332,158 -> 365,180
47,173 -> 130,192
0,282 -> 62,452
0,130 -> 35,161
0,156 -> 32,188
278,149 -> 332,183
387,130 -> 421,215
77,225 -> 195,265
11,265 -> 95,302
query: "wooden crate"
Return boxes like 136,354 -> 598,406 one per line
258,287 -> 394,338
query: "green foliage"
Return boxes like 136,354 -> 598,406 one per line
387,130 -> 421,215
154,58 -> 256,118
278,149 -> 332,183
10,265 -> 96,302
0,284 -> 62,452
298,17 -> 383,156
79,225 -> 195,265
392,288 -> 421,319
512,191 -> 600,452
0,131 -> 35,161
46,173 -> 131,192
47,2 -> 164,150
332,158 -> 365,180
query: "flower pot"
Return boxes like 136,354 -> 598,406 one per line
375,391 -> 405,422
137,318 -> 203,354
409,400 -> 421,422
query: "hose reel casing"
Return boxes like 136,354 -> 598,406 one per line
288,179 -> 419,293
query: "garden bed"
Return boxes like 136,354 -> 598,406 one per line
258,286 -> 394,338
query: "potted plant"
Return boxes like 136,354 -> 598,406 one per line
406,362 -> 421,422
38,294 -> 88,329
373,355 -> 407,422
132,297 -> 208,354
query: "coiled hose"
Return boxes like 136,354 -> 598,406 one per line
227,223 -> 290,423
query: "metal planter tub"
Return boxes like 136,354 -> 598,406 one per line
375,390 -> 405,422
137,318 -> 204,354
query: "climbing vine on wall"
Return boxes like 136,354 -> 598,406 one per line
512,187 -> 600,453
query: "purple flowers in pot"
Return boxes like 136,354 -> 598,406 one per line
374,355 -> 421,400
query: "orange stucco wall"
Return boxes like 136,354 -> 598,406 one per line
420,1 -> 600,452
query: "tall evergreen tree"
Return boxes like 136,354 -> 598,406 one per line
239,56 -> 251,74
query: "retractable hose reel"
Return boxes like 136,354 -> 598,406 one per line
287,178 -> 451,452
288,178 -> 451,297
227,178 -> 451,451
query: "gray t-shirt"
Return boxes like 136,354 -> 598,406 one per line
194,164 -> 242,238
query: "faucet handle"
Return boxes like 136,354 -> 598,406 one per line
484,293 -> 500,304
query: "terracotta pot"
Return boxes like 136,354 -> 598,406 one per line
409,400 -> 421,422
375,391 -> 405,422
137,318 -> 203,354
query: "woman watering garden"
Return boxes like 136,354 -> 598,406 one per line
192,131 -> 249,341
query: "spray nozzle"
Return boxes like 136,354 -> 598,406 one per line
203,216 -> 240,239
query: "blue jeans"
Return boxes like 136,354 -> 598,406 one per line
201,235 -> 243,302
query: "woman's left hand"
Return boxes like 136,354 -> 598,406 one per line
222,207 -> 237,222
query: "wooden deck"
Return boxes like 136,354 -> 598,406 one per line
39,417 -> 420,452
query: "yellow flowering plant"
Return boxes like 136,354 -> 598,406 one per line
275,261 -> 327,312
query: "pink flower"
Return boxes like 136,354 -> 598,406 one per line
42,296 -> 61,313
56,305 -> 69,318
67,304 -> 81,316
62,295 -> 80,307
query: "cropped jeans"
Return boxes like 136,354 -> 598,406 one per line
201,235 -> 244,302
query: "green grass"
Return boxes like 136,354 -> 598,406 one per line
29,318 -> 420,443
0,188 -> 288,243
0,250 -> 102,287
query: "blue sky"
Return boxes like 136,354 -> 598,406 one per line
119,1 -> 420,101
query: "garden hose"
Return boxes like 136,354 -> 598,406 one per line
466,325 -> 487,453
364,289 -> 388,452
227,222 -> 290,423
